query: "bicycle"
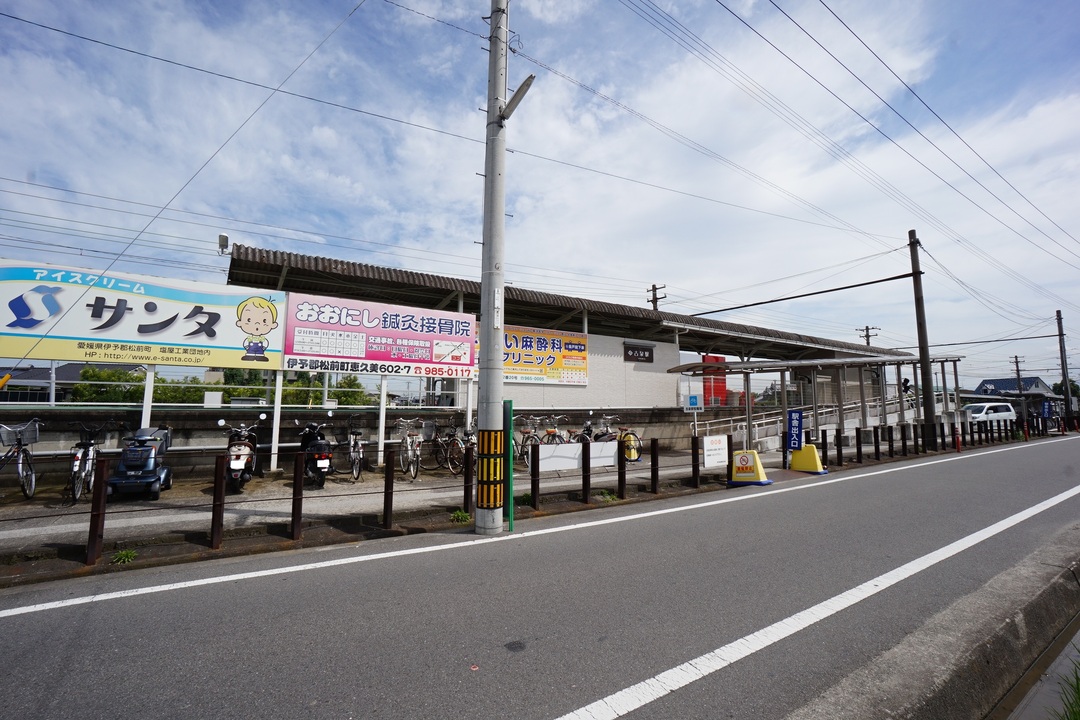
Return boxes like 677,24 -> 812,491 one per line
581,414 -> 643,462
445,413 -> 476,477
540,415 -> 569,444
67,419 -> 115,502
512,415 -> 542,468
332,416 -> 366,482
415,420 -> 464,474
395,418 -> 423,480
0,418 -> 43,499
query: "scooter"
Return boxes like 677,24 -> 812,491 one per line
217,413 -> 266,493
106,424 -> 173,501
297,412 -> 334,488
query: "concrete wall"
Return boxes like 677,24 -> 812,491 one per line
504,334 -> 679,410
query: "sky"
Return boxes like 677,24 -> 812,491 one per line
2,0 -> 1079,392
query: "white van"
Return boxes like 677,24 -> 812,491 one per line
962,402 -> 1017,423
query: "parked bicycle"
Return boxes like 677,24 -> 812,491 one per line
395,417 -> 423,480
67,419 -> 115,502
414,419 -> 465,474
0,418 -> 43,499
577,413 -> 643,462
445,413 -> 476,476
344,416 -> 366,481
512,415 -> 542,469
540,415 -> 569,444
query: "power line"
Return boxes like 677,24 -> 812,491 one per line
816,0 -> 1079,248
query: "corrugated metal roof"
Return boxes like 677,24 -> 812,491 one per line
226,244 -> 914,362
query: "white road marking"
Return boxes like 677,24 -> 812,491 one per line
0,439 -> 1071,629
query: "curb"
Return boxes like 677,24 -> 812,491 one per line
783,522 -> 1080,720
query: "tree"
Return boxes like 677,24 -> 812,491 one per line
1053,379 -> 1080,398
71,366 -> 145,403
330,374 -> 373,407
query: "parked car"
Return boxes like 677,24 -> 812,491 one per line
961,403 -> 1017,423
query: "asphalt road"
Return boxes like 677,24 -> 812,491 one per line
2,437 -> 1079,719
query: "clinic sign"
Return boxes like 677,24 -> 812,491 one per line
503,325 -> 587,385
283,292 -> 476,378
0,261 -> 286,369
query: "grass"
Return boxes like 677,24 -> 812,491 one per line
1050,647 -> 1080,720
110,549 -> 138,565
449,510 -> 470,524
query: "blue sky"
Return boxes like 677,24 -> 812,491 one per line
2,0 -> 1079,389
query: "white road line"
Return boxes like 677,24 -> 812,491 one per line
554,476 -> 1080,718
0,437 -> 1072,623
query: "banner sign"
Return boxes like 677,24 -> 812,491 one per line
0,262 -> 286,369
503,325 -> 588,385
283,292 -> 476,377
786,409 -> 804,450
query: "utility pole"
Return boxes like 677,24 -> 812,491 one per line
908,230 -> 937,450
857,325 -> 880,346
647,284 -> 667,311
476,0 -> 516,536
1014,354 -> 1029,439
1057,310 -> 1073,431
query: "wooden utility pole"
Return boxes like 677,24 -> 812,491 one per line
647,284 -> 667,311
858,326 -> 880,346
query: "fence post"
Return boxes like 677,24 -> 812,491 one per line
901,424 -> 909,456
617,439 -> 627,499
581,439 -> 591,504
464,445 -> 475,515
835,429 -> 843,467
855,427 -> 863,463
85,456 -> 109,566
211,454 -> 226,549
529,444 -> 539,511
650,438 -> 659,494
291,452 -> 304,541
821,430 -> 829,467
873,426 -> 881,461
383,449 -> 395,530
912,424 -> 920,455
887,426 -> 895,457
691,434 -> 700,489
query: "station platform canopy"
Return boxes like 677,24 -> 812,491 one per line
667,355 -> 961,376
226,244 -> 917,363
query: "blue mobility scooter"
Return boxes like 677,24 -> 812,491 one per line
106,426 -> 173,501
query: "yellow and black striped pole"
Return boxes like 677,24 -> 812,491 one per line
475,428 -> 505,511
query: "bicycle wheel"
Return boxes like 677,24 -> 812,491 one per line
399,437 -> 410,473
522,434 -> 541,469
350,441 -> 363,481
541,433 -> 565,445
446,437 -> 465,475
419,440 -> 440,471
408,448 -> 419,480
70,468 -> 84,502
18,448 -> 36,499
85,451 -> 96,496
622,432 -> 642,462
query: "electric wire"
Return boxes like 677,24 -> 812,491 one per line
816,0 -> 1079,247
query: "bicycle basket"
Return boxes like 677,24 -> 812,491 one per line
1,423 -> 39,446
333,428 -> 350,444
421,420 -> 437,442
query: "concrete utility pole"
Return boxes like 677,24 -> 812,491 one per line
475,0 -> 533,535
908,230 -> 937,450
647,284 -> 667,311
1057,310 -> 1073,430
858,325 -> 880,346
1014,355 -> 1029,437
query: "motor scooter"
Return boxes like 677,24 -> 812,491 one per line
297,412 -> 334,488
217,413 -> 266,493
106,425 -> 173,501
